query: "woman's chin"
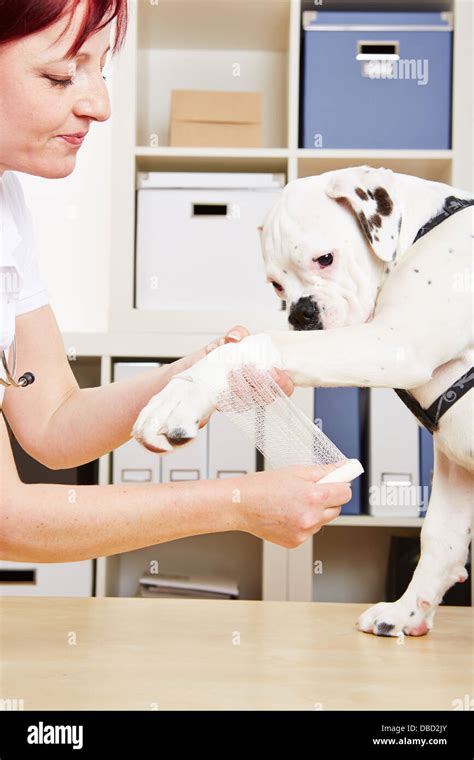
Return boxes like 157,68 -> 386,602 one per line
44,158 -> 77,179
33,158 -> 77,180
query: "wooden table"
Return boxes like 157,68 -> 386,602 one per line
1,597 -> 472,710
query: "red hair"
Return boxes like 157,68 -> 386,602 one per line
0,0 -> 128,57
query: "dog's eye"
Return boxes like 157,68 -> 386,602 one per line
313,253 -> 334,268
271,281 -> 284,293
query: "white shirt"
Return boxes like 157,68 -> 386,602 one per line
0,172 -> 49,407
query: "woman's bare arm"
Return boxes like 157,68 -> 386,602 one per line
2,306 -> 255,469
0,413 -> 351,562
0,409 -> 232,561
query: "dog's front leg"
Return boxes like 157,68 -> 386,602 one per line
268,318 -> 436,390
132,321 -> 436,451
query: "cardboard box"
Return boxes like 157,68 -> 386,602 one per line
169,90 -> 262,148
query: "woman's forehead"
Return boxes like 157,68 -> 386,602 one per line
15,3 -> 110,63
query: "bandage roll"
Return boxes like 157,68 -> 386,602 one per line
215,363 -> 363,483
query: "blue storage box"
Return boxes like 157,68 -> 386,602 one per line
419,426 -> 434,515
301,11 -> 452,149
314,388 -> 365,515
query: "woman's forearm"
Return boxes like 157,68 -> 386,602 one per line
40,357 -> 190,470
1,476 -> 239,563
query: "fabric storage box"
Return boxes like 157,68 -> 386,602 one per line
169,90 -> 262,148
135,172 -> 284,311
314,388 -> 367,515
301,11 -> 453,149
419,426 -> 434,514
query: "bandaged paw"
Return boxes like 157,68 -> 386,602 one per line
132,333 -> 283,452
192,333 -> 283,390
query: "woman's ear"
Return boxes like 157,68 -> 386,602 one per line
325,166 -> 402,262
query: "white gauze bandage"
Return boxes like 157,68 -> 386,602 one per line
214,363 -> 363,484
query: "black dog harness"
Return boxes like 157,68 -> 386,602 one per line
394,196 -> 474,434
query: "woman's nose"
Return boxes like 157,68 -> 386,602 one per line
74,79 -> 111,123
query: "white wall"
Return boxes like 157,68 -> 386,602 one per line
18,74 -> 114,334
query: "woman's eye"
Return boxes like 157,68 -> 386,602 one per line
313,253 -> 334,268
271,281 -> 283,293
44,76 -> 74,88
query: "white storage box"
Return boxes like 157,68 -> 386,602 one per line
368,388 -> 422,517
0,560 -> 93,597
135,172 -> 285,311
112,362 -> 163,484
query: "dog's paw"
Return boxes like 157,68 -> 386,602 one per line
356,598 -> 435,637
132,375 -> 214,453
131,333 -> 282,453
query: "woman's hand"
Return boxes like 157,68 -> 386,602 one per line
173,325 -> 295,428
222,462 -> 352,547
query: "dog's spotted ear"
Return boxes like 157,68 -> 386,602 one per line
325,166 -> 402,262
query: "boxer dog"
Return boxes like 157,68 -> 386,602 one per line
133,166 -> 473,637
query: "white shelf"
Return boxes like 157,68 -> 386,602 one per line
135,147 -> 290,173
61,312 -> 286,358
331,515 -> 424,527
297,149 -> 453,160
135,147 -> 290,158
134,147 -> 454,182
136,147 -> 452,161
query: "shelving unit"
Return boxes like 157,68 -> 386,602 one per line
134,146 -> 454,181
55,0 -> 471,604
332,515 -> 424,527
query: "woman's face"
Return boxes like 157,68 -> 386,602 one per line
0,1 -> 112,179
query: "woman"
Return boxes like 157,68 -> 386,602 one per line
0,0 -> 351,563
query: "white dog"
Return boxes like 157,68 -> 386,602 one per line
133,166 -> 473,637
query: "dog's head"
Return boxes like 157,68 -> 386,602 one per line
259,166 -> 402,330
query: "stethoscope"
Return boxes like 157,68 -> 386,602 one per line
0,336 -> 35,388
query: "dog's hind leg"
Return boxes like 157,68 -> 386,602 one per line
357,446 -> 472,636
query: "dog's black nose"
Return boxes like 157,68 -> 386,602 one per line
288,297 -> 323,330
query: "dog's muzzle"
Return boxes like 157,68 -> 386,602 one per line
288,297 -> 323,331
